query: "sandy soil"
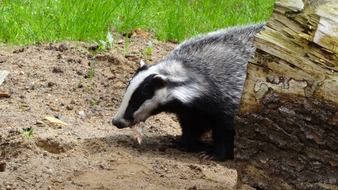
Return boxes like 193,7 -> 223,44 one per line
0,33 -> 242,190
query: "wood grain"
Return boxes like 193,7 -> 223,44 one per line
236,0 -> 338,189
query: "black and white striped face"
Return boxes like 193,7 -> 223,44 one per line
112,60 -> 202,129
112,61 -> 169,128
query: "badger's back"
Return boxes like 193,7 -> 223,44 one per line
166,24 -> 264,113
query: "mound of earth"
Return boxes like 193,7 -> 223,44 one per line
0,33 -> 245,190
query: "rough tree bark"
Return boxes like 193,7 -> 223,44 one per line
236,0 -> 338,189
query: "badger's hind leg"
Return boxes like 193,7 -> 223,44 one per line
176,112 -> 210,152
210,116 -> 235,161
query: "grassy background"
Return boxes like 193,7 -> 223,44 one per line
0,0 -> 274,45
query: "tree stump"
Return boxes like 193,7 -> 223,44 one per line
236,0 -> 338,189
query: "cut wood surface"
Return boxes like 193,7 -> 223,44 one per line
236,0 -> 338,189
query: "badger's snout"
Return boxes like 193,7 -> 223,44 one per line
112,118 -> 128,129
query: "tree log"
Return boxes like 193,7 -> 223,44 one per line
236,0 -> 338,189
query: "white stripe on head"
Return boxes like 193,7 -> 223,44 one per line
113,59 -> 202,122
133,88 -> 168,122
113,66 -> 159,120
132,82 -> 202,122
113,60 -> 184,120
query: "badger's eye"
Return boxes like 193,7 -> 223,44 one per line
141,85 -> 155,97
141,89 -> 151,96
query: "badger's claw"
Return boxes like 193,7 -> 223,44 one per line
198,151 -> 215,161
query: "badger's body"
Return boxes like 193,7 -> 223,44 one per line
112,23 -> 265,161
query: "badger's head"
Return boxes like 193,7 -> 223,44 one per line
112,59 -> 202,129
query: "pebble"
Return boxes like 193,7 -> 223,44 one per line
0,162 -> 6,172
70,99 -> 76,104
78,111 -> 86,119
49,106 -> 60,112
76,70 -> 84,76
0,57 -> 7,63
88,44 -> 99,51
64,104 -> 73,110
13,47 -> 24,53
47,82 -> 56,87
35,120 -> 46,127
0,70 -> 10,86
52,67 -> 63,73
0,92 -> 10,98
77,83 -> 84,88
57,44 -> 68,52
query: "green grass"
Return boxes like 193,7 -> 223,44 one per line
22,127 -> 34,138
0,0 -> 274,45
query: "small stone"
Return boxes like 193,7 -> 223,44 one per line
57,44 -> 68,52
0,162 -> 6,172
125,54 -> 139,61
30,84 -> 36,90
47,82 -> 56,87
49,106 -> 60,112
76,70 -> 84,76
70,99 -> 76,104
67,58 -> 75,63
8,128 -> 17,134
77,83 -> 84,88
43,168 -> 53,175
13,47 -> 24,53
88,44 -> 99,51
66,105 -> 74,110
0,70 -> 10,86
78,111 -> 86,119
189,165 -> 202,172
115,81 -> 125,89
0,57 -> 7,63
188,186 -> 197,190
52,67 -> 63,73
0,91 -> 10,98
35,120 -> 46,127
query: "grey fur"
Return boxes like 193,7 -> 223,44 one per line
155,23 -> 264,115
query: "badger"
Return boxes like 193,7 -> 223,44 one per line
112,23 -> 265,161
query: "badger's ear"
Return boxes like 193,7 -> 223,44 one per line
153,74 -> 168,88
139,59 -> 146,68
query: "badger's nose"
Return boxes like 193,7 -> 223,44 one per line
112,118 -> 127,129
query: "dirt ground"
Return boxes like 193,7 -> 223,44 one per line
0,33 -> 245,190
